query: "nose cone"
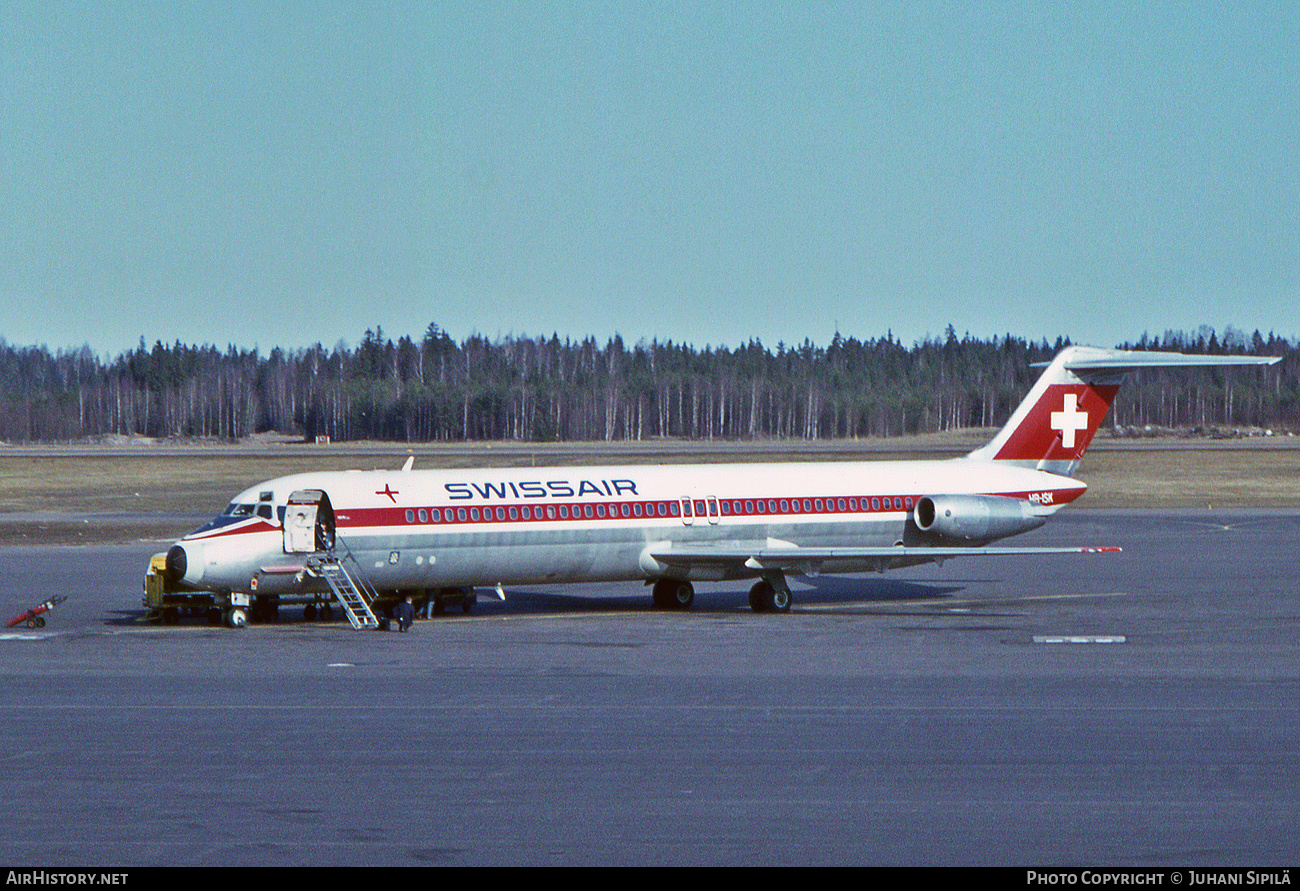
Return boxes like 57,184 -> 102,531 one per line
166,543 -> 202,586
165,545 -> 186,582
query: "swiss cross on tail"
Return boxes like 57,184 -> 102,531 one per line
1050,393 -> 1089,448
993,383 -> 1120,464
968,345 -> 1280,476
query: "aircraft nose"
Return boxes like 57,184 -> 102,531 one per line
166,544 -> 198,585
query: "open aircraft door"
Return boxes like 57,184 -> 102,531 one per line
284,490 -> 335,554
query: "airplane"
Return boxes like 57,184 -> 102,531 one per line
154,345 -> 1278,627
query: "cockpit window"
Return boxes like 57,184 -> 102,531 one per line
189,502 -> 265,537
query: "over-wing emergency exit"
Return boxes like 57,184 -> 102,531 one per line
148,346 -> 1278,627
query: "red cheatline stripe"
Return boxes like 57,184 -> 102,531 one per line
189,489 -> 1083,537
342,489 -> 1082,529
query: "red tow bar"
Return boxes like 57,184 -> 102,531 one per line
5,596 -> 67,629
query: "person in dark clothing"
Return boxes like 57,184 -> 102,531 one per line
395,595 -> 415,632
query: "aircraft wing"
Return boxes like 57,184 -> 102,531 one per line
647,543 -> 1120,575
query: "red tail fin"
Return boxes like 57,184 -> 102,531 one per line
968,346 -> 1279,476
990,382 -> 1120,465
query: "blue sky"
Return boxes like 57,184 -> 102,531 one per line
2,1 -> 1297,357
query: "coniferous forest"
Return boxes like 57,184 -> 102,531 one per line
1,323 -> 1297,444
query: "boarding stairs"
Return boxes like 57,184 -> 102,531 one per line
313,543 -> 381,630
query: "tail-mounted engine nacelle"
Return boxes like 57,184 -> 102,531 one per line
913,494 -> 1046,543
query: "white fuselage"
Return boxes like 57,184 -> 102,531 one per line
172,457 -> 1084,596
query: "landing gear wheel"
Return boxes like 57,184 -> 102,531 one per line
303,604 -> 318,621
768,584 -> 792,613
462,591 -> 477,614
749,579 -> 792,613
652,579 -> 694,610
226,607 -> 248,628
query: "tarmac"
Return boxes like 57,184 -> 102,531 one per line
1,508 -> 1298,866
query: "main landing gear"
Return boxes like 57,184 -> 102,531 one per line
748,577 -> 792,613
650,573 -> 794,613
651,578 -> 695,610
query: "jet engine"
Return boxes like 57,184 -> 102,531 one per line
913,494 -> 1046,542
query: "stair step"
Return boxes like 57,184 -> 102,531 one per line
315,553 -> 380,630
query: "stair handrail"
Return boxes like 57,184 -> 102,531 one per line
326,535 -> 380,607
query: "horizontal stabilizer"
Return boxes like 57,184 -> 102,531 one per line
1036,349 -> 1280,373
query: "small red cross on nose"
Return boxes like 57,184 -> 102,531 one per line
376,484 -> 399,503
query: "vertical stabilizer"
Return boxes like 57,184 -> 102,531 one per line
967,346 -> 1279,476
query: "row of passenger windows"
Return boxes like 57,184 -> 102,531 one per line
403,495 -> 916,525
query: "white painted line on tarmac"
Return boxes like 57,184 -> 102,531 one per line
1033,635 -> 1127,644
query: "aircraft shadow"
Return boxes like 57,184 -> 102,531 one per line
493,576 -> 972,616
794,576 -> 968,604
109,577 -> 980,627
